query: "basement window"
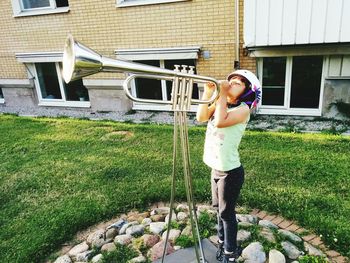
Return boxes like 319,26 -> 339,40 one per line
33,62 -> 90,107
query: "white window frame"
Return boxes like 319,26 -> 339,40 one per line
116,0 -> 191,8
11,0 -> 69,17
116,46 -> 201,112
15,52 -> 90,108
129,59 -> 202,112
29,62 -> 90,108
257,56 -> 327,116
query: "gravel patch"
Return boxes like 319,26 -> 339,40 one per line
1,106 -> 349,135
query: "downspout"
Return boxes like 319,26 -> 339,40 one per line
234,0 -> 240,69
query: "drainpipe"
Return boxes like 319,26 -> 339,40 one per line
234,0 -> 240,69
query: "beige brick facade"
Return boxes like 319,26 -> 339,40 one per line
0,0 -> 250,80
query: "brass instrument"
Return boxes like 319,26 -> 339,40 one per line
63,35 -> 220,263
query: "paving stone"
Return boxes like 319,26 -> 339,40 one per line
285,224 -> 300,232
302,234 -> 317,242
326,250 -> 341,258
310,236 -> 323,246
256,210 -> 268,219
278,219 -> 293,229
264,214 -> 277,221
332,256 -> 349,263
271,216 -> 285,225
294,227 -> 308,234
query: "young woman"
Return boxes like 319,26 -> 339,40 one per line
196,70 -> 261,263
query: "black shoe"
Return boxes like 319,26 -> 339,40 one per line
223,253 -> 236,263
223,246 -> 243,263
216,240 -> 224,261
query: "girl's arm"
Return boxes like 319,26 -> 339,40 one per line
196,82 -> 216,122
214,81 -> 250,128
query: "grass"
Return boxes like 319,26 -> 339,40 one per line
0,115 -> 349,262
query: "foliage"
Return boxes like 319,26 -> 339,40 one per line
174,235 -> 194,248
101,243 -> 138,263
299,255 -> 329,263
198,211 -> 217,239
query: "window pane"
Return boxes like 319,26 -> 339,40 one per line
22,0 -> 50,9
64,80 -> 89,101
0,88 -> 3,99
56,0 -> 69,7
164,59 -> 198,100
35,63 -> 62,99
262,57 -> 286,106
290,56 -> 323,108
57,63 -> 88,101
135,60 -> 162,100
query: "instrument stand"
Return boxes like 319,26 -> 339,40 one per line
160,65 -> 208,263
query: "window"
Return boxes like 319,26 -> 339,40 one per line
290,56 -> 323,109
0,88 -> 4,103
116,0 -> 190,8
133,59 -> 198,104
262,57 -> 286,106
258,56 -> 325,116
21,0 -> 68,10
12,0 -> 69,17
34,62 -> 90,107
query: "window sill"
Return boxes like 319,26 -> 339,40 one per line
38,100 -> 90,108
13,6 -> 69,17
132,102 -> 198,112
116,0 -> 190,8
258,107 -> 322,116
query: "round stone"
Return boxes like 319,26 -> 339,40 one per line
242,242 -> 266,263
269,249 -> 286,263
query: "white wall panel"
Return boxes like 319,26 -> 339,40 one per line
309,0 -> 327,43
295,0 -> 312,44
244,0 -> 256,47
268,0 -> 283,45
328,55 -> 342,76
341,56 -> 350,77
281,0 -> 297,45
324,0 -> 343,43
255,0 -> 269,46
244,0 -> 350,47
340,0 -> 350,42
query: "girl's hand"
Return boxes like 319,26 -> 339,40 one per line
203,82 -> 216,96
219,80 -> 230,95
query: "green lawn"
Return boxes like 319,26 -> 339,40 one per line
0,114 -> 349,262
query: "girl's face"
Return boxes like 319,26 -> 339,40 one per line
227,76 -> 246,102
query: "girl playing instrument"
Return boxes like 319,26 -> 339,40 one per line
196,70 -> 261,263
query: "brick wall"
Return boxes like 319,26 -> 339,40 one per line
0,0 -> 240,80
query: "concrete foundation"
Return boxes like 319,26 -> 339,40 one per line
83,79 -> 132,112
0,79 -> 36,107
323,79 -> 350,119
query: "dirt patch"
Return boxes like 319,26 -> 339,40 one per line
100,131 -> 134,141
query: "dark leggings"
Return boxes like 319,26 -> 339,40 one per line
211,165 -> 244,253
